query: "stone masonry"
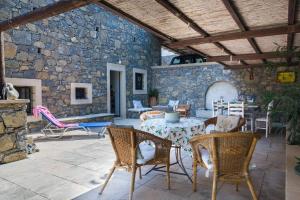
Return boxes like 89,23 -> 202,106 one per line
0,0 -> 161,118
0,100 -> 28,164
151,63 -> 299,116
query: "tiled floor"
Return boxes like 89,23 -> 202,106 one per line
0,119 -> 285,200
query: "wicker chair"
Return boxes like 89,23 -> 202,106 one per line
99,125 -> 172,200
190,132 -> 261,200
204,116 -> 246,133
176,104 -> 191,117
139,110 -> 165,121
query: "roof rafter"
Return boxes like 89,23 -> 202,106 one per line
206,51 -> 299,62
221,0 -> 266,63
168,24 -> 300,48
154,0 -> 248,65
228,62 -> 299,69
0,0 -> 94,32
287,0 -> 297,64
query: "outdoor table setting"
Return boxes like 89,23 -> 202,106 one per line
140,117 -> 205,181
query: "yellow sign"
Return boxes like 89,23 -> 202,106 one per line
277,71 -> 296,83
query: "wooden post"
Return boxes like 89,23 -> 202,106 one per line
0,32 -> 5,99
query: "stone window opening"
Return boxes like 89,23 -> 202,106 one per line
15,86 -> 33,115
75,87 -> 87,100
71,83 -> 92,105
133,68 -> 147,95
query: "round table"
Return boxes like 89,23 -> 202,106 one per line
140,118 -> 204,154
140,118 -> 204,182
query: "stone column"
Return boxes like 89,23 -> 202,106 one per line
0,99 -> 29,164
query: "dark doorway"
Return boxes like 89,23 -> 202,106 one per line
110,71 -> 121,116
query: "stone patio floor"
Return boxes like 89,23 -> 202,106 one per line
0,118 -> 285,200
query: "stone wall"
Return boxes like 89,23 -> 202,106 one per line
151,63 -> 299,116
0,100 -> 28,164
1,0 -> 161,118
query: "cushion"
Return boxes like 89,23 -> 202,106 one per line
215,115 -> 240,132
137,142 -> 156,164
133,100 -> 143,109
168,100 -> 179,107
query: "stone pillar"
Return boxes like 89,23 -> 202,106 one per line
0,99 -> 29,164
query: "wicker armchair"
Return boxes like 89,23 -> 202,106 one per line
139,110 -> 165,121
99,125 -> 172,200
204,116 -> 246,132
190,132 -> 261,200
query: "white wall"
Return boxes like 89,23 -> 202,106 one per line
205,81 -> 238,109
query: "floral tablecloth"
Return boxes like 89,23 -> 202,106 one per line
140,118 -> 205,154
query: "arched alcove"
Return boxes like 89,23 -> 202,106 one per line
205,81 -> 238,110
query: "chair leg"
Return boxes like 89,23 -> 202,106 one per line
129,166 -> 137,200
212,174 -> 218,200
245,175 -> 258,200
193,160 -> 197,192
139,167 -> 142,179
99,166 -> 116,195
236,183 -> 239,192
266,122 -> 268,138
166,162 -> 170,190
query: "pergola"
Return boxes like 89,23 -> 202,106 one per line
0,0 -> 299,88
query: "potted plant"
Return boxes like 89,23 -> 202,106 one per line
148,88 -> 159,107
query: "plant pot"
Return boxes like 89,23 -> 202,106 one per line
149,96 -> 157,107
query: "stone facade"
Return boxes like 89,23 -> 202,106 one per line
0,100 -> 28,164
151,63 -> 299,116
1,0 -> 161,118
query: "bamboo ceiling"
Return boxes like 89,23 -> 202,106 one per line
101,0 -> 299,68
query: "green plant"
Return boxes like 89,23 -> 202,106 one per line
260,44 -> 300,145
148,88 -> 159,99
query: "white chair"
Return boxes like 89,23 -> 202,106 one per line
255,101 -> 274,138
228,102 -> 245,131
128,100 -> 152,114
212,99 -> 224,117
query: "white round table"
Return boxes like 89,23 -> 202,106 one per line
140,118 -> 204,153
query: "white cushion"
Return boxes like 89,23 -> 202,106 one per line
133,100 -> 143,109
168,100 -> 179,107
215,115 -> 240,132
137,142 -> 155,164
199,148 -> 213,171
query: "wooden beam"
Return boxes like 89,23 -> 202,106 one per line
94,1 -> 173,42
221,0 -> 266,63
0,32 -> 5,99
287,0 -> 297,64
228,62 -> 300,69
155,0 -> 248,65
0,0 -> 93,32
95,1 -> 214,60
168,24 -> 300,48
207,51 -> 299,62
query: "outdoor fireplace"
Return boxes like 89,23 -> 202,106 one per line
0,100 -> 28,164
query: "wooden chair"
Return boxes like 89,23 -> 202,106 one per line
139,110 -> 165,121
228,102 -> 246,130
190,132 -> 261,200
100,125 -> 172,200
176,104 -> 191,117
255,100 -> 273,138
204,116 -> 246,133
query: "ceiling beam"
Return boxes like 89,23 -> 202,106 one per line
155,0 -> 243,63
0,0 -> 94,32
221,0 -> 266,63
287,0 -> 297,64
95,1 -> 214,60
228,62 -> 299,69
206,51 -> 299,62
168,24 -> 300,48
93,1 -> 173,42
